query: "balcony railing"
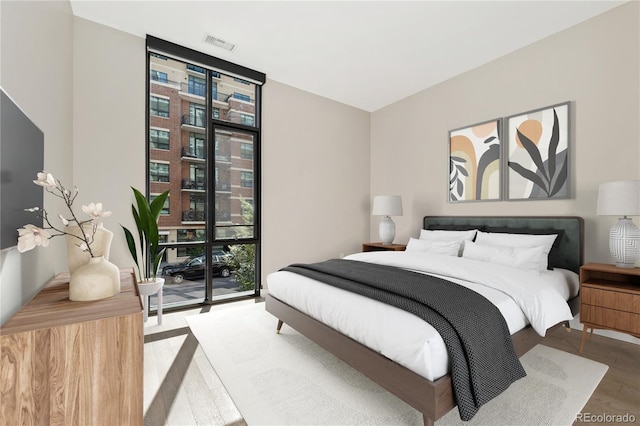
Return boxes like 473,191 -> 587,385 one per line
180,148 -> 229,162
182,210 -> 205,222
180,82 -> 206,98
178,83 -> 233,103
225,92 -> 254,104
181,147 -> 205,160
181,179 -> 232,192
150,74 -> 181,89
181,211 -> 232,222
213,91 -> 232,102
181,114 -> 205,128
181,179 -> 206,190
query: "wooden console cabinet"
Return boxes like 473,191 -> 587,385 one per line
579,262 -> 640,352
0,269 -> 143,425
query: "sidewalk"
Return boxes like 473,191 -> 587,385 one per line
149,275 -> 244,306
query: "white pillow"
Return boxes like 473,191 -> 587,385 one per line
474,231 -> 558,270
419,229 -> 478,256
406,238 -> 460,256
419,229 -> 478,242
462,241 -> 544,273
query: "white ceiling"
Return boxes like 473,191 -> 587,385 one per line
69,1 -> 626,112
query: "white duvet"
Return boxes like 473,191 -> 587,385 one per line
266,251 -> 578,381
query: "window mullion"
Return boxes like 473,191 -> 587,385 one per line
204,68 -> 214,302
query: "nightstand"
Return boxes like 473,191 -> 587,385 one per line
362,242 -> 406,252
579,262 -> 640,352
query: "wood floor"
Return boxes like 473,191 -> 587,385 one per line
143,299 -> 639,426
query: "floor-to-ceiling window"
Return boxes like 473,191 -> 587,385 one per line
146,36 -> 265,311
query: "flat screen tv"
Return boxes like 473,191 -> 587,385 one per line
1,88 -> 44,250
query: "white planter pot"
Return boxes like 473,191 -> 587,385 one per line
138,278 -> 165,296
138,278 -> 165,324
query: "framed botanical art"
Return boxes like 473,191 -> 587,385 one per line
506,102 -> 570,200
449,118 -> 502,202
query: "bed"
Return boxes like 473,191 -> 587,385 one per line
265,216 -> 584,426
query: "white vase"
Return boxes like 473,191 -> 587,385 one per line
66,223 -> 113,273
69,256 -> 120,301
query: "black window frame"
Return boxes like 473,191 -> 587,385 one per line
146,35 -> 265,305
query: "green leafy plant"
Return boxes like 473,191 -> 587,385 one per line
508,108 -> 567,197
121,188 -> 169,282
223,197 -> 255,291
225,244 -> 255,291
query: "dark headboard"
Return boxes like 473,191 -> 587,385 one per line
423,216 -> 584,274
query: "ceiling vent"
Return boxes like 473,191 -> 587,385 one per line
203,34 -> 236,52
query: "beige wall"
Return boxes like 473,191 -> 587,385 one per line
0,1 -> 74,323
371,2 -> 640,267
262,80 -> 371,277
72,18 -> 147,273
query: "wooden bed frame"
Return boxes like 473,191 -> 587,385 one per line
265,216 -> 584,426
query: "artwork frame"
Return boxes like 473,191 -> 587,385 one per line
448,118 -> 502,202
506,101 -> 570,201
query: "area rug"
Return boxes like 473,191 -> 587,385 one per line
186,303 -> 608,426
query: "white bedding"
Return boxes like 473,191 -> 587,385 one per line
266,251 -> 578,381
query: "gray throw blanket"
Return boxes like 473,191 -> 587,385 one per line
282,258 -> 526,421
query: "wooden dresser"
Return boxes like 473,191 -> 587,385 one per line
0,269 -> 143,425
579,262 -> 640,352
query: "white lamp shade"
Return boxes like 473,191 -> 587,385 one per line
372,195 -> 403,216
596,180 -> 640,216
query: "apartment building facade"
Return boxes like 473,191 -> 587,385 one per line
148,53 -> 256,264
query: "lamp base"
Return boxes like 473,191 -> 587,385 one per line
379,216 -> 396,245
609,217 -> 640,268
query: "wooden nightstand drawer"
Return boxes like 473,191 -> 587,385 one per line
581,286 -> 640,313
578,263 -> 640,352
581,304 -> 640,335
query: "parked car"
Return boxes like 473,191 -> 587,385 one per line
162,254 -> 232,284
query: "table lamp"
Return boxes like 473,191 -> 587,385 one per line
372,195 -> 403,245
596,180 -> 640,268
